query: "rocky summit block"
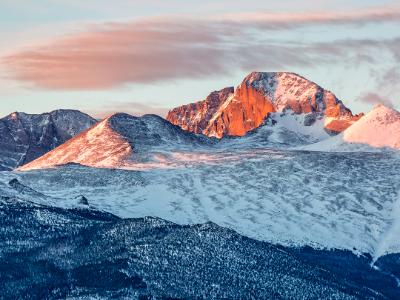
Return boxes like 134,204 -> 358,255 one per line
167,72 -> 363,138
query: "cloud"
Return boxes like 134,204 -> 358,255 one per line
88,101 -> 170,118
1,19 -> 232,89
358,92 -> 394,108
382,67 -> 400,86
1,4 -> 400,90
357,66 -> 400,108
219,5 -> 400,28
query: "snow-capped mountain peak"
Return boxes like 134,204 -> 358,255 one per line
343,104 -> 400,149
167,72 -> 362,139
301,104 -> 400,151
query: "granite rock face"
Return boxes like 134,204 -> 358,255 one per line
166,87 -> 234,134
167,72 -> 363,138
0,109 -> 96,170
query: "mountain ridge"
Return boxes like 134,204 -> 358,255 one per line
0,109 -> 96,170
18,104 -> 400,171
18,112 -> 214,170
7,72 -> 400,172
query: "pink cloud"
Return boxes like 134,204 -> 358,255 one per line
88,101 -> 170,119
220,5 -> 400,27
1,5 -> 400,90
357,67 -> 400,108
358,92 -> 394,108
1,19 -> 230,89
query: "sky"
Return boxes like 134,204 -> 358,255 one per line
0,0 -> 399,118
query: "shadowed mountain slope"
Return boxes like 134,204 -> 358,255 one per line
0,109 -> 96,170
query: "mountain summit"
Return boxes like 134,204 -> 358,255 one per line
302,104 -> 400,151
167,72 -> 362,138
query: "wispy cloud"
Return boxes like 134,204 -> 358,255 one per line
358,92 -> 395,108
88,101 -> 170,118
1,4 -> 400,90
219,5 -> 400,28
357,66 -> 400,108
1,19 -> 230,89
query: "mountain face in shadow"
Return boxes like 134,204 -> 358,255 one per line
0,109 -> 96,170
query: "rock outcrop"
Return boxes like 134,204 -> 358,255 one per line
167,72 -> 362,138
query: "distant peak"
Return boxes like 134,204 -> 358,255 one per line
49,109 -> 92,115
141,113 -> 165,120
105,112 -> 138,121
10,112 -> 19,120
372,104 -> 398,113
2,109 -> 96,122
364,104 -> 400,125
104,113 -> 171,128
4,111 -> 30,121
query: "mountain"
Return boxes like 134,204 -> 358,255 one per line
18,113 -> 213,170
167,72 -> 362,138
0,109 -> 96,170
302,105 -> 400,152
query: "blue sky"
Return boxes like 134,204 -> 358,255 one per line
0,0 -> 399,117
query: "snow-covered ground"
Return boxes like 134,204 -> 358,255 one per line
1,148 -> 399,259
2,104 -> 399,259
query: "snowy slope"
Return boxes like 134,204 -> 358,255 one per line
8,149 -> 400,258
302,105 -> 400,152
219,111 -> 332,149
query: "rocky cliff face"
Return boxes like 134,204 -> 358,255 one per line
0,109 -> 96,170
166,87 -> 234,134
167,72 -> 362,138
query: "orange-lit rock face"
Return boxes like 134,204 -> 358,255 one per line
166,87 -> 234,134
204,81 -> 276,137
167,72 -> 359,138
324,114 -> 364,134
